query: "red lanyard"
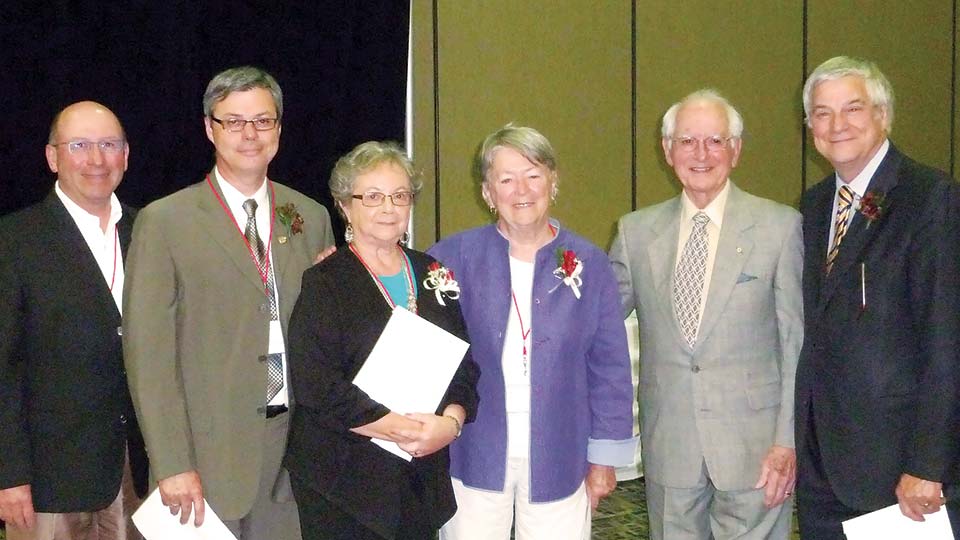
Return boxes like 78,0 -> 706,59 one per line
108,225 -> 118,291
349,243 -> 417,313
205,174 -> 276,286
511,290 -> 532,374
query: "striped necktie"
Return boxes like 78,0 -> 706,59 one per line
825,185 -> 855,274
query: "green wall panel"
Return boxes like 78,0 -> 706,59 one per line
433,0 -> 633,248
635,1 -> 804,209
805,0 -> 954,186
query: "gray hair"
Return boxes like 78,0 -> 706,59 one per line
478,124 -> 558,183
802,56 -> 894,131
330,141 -> 422,215
202,66 -> 284,120
661,89 -> 743,149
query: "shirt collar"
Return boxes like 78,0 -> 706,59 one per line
54,181 -> 122,231
214,166 -> 269,212
680,179 -> 730,228
835,139 -> 889,198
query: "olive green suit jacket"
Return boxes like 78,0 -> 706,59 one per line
122,175 -> 333,520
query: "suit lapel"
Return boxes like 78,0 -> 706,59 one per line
42,193 -> 121,320
696,184 -> 753,348
646,198 -> 687,347
818,146 -> 902,308
804,180 -> 834,312
196,173 -> 270,292
269,186 -> 296,297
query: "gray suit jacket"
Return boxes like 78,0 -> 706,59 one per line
609,182 -> 803,491
122,175 -> 334,519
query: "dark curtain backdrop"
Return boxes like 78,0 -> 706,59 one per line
0,1 -> 409,243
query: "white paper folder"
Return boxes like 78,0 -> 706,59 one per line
132,488 -> 237,540
352,306 -> 469,460
842,503 -> 954,540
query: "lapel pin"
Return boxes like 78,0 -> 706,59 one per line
278,236 -> 288,244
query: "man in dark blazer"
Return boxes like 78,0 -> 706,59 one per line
0,102 -> 148,540
123,67 -> 333,540
795,55 -> 960,539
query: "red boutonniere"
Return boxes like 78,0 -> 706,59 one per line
422,262 -> 460,306
549,248 -> 583,299
276,203 -> 305,243
857,191 -> 886,228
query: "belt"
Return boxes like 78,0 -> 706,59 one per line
266,405 -> 288,419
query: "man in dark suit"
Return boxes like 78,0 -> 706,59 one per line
795,55 -> 960,539
123,67 -> 333,539
0,102 -> 148,540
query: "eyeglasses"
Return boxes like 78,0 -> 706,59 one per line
51,139 -> 126,155
671,135 -> 735,153
210,116 -> 279,132
351,191 -> 415,207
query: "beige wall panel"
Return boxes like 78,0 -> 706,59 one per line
433,1 -> 633,248
635,1 -> 804,209
412,0 -> 438,250
806,1 -> 953,186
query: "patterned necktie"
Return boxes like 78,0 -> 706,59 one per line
825,185 -> 855,274
243,199 -> 284,402
675,212 -> 710,348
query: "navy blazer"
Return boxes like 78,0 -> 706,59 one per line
796,144 -> 960,510
0,192 -> 148,512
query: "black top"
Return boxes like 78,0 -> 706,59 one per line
284,246 -> 480,538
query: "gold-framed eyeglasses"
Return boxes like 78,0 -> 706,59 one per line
50,139 -> 126,155
351,191 -> 415,207
671,135 -> 735,153
210,116 -> 279,132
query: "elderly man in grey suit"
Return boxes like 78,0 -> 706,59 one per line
609,89 -> 803,539
123,66 -> 334,539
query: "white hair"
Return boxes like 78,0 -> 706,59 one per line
802,55 -> 894,132
661,89 -> 744,149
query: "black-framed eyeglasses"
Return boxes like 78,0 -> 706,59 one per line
210,116 -> 279,132
50,139 -> 127,155
351,191 -> 415,207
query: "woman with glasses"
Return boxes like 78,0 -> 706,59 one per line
284,141 -> 479,539
429,125 -> 637,540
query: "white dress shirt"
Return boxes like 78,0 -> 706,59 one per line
827,139 -> 889,254
55,182 -> 124,313
674,180 -> 731,334
215,168 -> 289,407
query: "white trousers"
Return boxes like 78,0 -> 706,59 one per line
440,457 -> 590,540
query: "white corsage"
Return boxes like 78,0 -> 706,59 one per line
423,262 -> 461,306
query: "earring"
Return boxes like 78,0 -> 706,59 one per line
550,185 -> 559,205
399,231 -> 410,246
344,222 -> 354,243
489,205 -> 497,214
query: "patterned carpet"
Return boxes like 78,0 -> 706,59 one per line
0,480 -> 802,540
592,477 -> 802,539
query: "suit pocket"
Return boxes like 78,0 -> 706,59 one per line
746,383 -> 781,410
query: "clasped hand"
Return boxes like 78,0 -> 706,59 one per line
396,413 -> 459,458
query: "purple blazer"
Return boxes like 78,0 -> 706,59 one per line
429,223 -> 637,502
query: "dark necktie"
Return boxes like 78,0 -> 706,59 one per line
825,185 -> 855,274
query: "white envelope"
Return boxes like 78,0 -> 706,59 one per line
132,488 -> 237,540
353,306 -> 469,460
842,503 -> 955,540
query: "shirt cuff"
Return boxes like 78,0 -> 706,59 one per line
587,436 -> 639,467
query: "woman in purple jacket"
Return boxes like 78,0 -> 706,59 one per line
430,125 -> 638,540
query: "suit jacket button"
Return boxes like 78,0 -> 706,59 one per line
259,304 -> 268,313
257,406 -> 266,416
117,326 -> 123,336
691,365 -> 701,373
